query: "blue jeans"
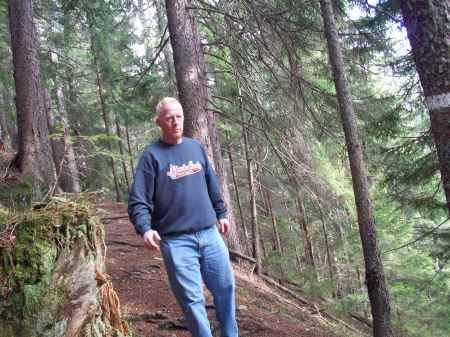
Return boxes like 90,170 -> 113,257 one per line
160,226 -> 238,337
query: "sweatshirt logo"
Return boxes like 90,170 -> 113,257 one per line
167,161 -> 202,180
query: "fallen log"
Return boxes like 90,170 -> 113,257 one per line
101,214 -> 129,221
229,249 -> 256,263
350,311 -> 373,327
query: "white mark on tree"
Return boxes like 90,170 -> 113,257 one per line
426,92 -> 450,111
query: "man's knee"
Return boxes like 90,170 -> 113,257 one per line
172,290 -> 206,315
223,280 -> 235,294
184,297 -> 205,310
212,276 -> 235,296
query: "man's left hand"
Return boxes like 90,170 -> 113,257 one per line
218,218 -> 231,235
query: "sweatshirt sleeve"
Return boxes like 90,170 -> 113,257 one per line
200,144 -> 227,220
128,151 -> 155,235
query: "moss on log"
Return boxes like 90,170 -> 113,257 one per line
0,196 -> 128,337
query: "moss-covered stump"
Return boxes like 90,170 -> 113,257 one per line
0,197 -> 129,337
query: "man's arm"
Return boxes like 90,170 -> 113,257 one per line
129,153 -> 163,249
128,152 -> 155,236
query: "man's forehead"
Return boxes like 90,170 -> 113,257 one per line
161,102 -> 183,114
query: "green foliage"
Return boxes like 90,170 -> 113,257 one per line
0,176 -> 33,210
371,185 -> 450,337
332,291 -> 369,314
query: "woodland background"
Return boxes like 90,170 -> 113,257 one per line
0,1 -> 449,337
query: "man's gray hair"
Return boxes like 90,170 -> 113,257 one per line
155,97 -> 181,116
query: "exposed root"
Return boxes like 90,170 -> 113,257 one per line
0,225 -> 16,248
96,270 -> 130,336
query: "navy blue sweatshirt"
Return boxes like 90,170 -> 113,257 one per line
128,137 -> 227,236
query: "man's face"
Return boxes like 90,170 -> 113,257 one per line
156,102 -> 184,143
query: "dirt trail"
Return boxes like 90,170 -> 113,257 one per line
100,202 -> 351,337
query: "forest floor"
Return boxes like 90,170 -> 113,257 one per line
99,202 -> 366,337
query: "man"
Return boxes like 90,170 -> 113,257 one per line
128,97 -> 239,337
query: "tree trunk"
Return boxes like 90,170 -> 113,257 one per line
265,188 -> 285,277
249,160 -> 262,274
265,188 -> 282,253
45,9 -> 81,194
296,197 -> 315,269
226,131 -> 250,253
62,10 -> 83,134
115,116 -> 130,192
91,42 -> 122,202
208,115 -> 242,253
154,0 -> 176,91
318,206 -> 334,289
400,0 -> 450,215
319,1 -> 393,336
53,84 -> 81,193
124,117 -> 135,176
333,208 -> 354,295
295,245 -> 303,273
259,222 -> 267,259
43,89 -> 63,194
0,93 -> 9,149
8,0 -> 56,200
165,0 -> 211,152
1,88 -> 18,150
165,0 -> 242,252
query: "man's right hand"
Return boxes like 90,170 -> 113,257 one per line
143,230 -> 161,251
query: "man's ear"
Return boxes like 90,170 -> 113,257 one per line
153,115 -> 160,125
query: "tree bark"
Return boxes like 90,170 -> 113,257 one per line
400,0 -> 450,215
165,0 -> 242,252
8,0 -> 56,199
242,112 -> 262,275
319,1 -> 393,336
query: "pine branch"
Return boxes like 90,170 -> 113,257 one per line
383,217 -> 449,254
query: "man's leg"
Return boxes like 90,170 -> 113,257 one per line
199,227 -> 239,337
160,235 -> 213,337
